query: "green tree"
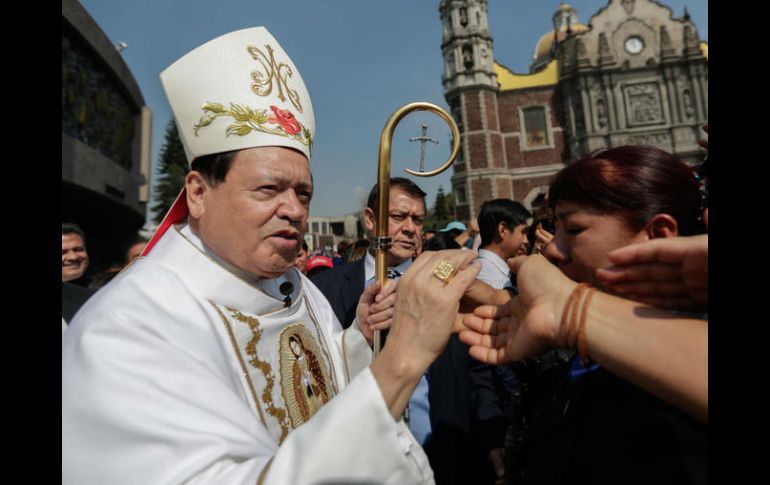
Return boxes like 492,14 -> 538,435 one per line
151,119 -> 189,224
444,192 -> 455,220
425,185 -> 455,230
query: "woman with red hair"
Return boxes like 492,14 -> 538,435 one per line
462,145 -> 707,485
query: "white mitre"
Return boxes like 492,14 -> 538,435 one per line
145,27 -> 315,253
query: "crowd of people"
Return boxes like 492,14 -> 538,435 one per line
62,25 -> 707,485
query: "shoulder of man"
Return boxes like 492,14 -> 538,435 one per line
310,258 -> 364,287
62,281 -> 97,299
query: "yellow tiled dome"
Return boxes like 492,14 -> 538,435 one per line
533,23 -> 589,61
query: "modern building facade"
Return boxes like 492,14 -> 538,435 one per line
62,0 -> 152,272
306,214 -> 365,252
439,0 -> 708,220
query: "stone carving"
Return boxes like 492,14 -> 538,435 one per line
625,83 -> 664,125
480,45 -> 489,68
682,88 -> 695,119
596,97 -> 608,129
626,131 -> 671,149
683,24 -> 701,55
622,0 -> 636,15
598,33 -> 613,63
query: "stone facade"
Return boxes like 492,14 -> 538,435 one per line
440,0 -> 707,220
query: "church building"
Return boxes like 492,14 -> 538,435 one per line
439,0 -> 708,219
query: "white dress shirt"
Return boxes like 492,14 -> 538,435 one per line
474,248 -> 513,290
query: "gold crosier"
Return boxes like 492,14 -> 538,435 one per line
372,102 -> 461,356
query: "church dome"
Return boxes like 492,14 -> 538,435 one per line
532,23 -> 589,61
531,2 -> 589,70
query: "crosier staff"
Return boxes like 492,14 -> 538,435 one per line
372,102 -> 461,356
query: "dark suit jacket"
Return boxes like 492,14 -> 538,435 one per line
310,258 -> 365,329
427,335 -> 495,484
62,282 -> 96,323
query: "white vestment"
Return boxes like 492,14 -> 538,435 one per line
62,225 -> 433,484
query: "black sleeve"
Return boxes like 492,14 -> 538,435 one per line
469,361 -> 510,452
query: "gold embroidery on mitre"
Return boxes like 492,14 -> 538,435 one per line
247,44 -> 303,113
192,102 -> 313,152
278,324 -> 332,428
229,309 -> 291,443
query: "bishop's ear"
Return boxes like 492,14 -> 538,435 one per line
185,172 -> 209,219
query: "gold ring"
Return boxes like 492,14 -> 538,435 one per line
432,258 -> 456,284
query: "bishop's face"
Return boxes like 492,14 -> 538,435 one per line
189,146 -> 312,279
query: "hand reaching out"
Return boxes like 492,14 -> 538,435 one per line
460,255 -> 576,364
596,234 -> 707,312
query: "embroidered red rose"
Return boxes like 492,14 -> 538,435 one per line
268,106 -> 301,135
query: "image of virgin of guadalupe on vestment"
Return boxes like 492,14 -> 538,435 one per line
280,324 -> 332,426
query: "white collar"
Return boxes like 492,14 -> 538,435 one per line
146,224 -> 302,315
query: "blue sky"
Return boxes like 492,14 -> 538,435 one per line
78,0 -> 707,223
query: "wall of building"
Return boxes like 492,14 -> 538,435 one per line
62,0 -> 152,272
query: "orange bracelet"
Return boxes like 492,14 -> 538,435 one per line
560,283 -> 588,348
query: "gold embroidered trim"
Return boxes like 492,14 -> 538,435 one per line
211,303 -> 267,429
193,102 -> 312,152
302,293 -> 339,395
230,310 -> 291,443
247,44 -> 303,113
341,327 -> 352,383
257,457 -> 274,485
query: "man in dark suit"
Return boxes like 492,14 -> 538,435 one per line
62,282 -> 96,324
314,179 -> 496,483
312,177 -> 434,446
311,177 -> 426,329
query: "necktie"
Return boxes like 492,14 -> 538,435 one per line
386,267 -> 401,280
366,268 -> 401,287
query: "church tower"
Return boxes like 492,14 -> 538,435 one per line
440,0 -> 506,222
